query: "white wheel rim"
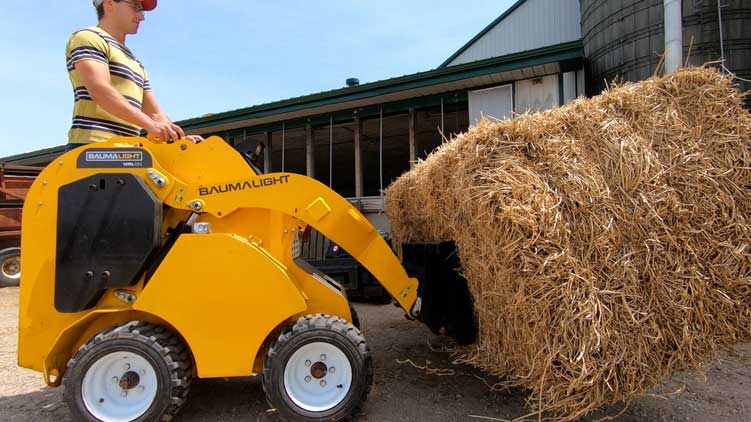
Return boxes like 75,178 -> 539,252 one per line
283,341 -> 353,412
2,256 -> 20,280
81,351 -> 158,422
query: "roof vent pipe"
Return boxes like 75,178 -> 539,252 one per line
346,78 -> 360,87
664,0 -> 683,73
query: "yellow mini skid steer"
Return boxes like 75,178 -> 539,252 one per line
18,136 -> 475,422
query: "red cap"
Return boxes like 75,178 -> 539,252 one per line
142,0 -> 157,11
93,0 -> 157,11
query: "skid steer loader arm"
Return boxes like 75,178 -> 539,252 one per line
151,139 -> 420,317
145,136 -> 479,339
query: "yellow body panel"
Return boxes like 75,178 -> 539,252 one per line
18,136 -> 417,384
134,234 -> 307,378
18,141 -> 158,375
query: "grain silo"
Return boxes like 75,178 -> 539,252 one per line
580,0 -> 751,96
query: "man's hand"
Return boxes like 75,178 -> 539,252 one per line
144,120 -> 185,141
143,91 -> 185,141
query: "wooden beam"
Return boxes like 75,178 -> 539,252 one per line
264,132 -> 272,173
354,117 -> 363,197
306,124 -> 315,178
409,107 -> 416,168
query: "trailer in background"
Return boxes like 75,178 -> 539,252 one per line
0,163 -> 41,287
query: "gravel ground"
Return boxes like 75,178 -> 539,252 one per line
1,286 -> 750,421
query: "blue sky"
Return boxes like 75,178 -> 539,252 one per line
0,0 -> 514,158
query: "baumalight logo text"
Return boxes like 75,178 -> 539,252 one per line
199,175 -> 291,196
86,151 -> 143,162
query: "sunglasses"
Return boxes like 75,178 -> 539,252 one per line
115,0 -> 144,13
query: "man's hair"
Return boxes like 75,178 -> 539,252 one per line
97,0 -> 124,20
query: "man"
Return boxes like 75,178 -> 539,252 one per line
66,0 -> 185,150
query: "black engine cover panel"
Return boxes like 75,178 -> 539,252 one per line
55,173 -> 162,313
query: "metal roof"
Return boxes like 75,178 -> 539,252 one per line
177,40 -> 583,134
438,0 -> 530,68
1,144 -> 66,167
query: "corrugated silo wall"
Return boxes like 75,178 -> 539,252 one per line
580,0 -> 751,101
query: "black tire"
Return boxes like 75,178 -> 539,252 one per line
63,321 -> 193,422
348,304 -> 360,330
0,247 -> 21,287
263,314 -> 373,422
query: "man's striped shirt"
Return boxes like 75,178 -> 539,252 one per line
66,27 -> 151,143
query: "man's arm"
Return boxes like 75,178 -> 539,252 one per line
75,60 -> 181,140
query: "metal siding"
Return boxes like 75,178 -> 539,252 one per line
581,0 -> 751,96
448,0 -> 582,66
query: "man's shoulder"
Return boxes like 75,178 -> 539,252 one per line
67,27 -> 109,53
69,26 -> 104,41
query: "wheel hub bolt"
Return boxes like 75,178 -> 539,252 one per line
112,376 -> 119,384
138,386 -> 145,393
320,354 -> 326,361
330,367 -> 335,373
305,376 -> 311,383
120,391 -> 128,397
320,380 -> 327,387
305,360 -> 311,367
123,363 -> 131,370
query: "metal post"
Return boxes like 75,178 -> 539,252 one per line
306,124 -> 314,178
409,107 -> 416,168
718,0 -> 725,68
354,117 -> 363,197
664,0 -> 683,73
281,123 -> 285,172
379,108 -> 383,197
329,116 -> 333,188
440,98 -> 445,141
264,131 -> 272,173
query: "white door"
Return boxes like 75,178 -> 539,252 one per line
514,74 -> 559,114
468,84 -> 513,127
